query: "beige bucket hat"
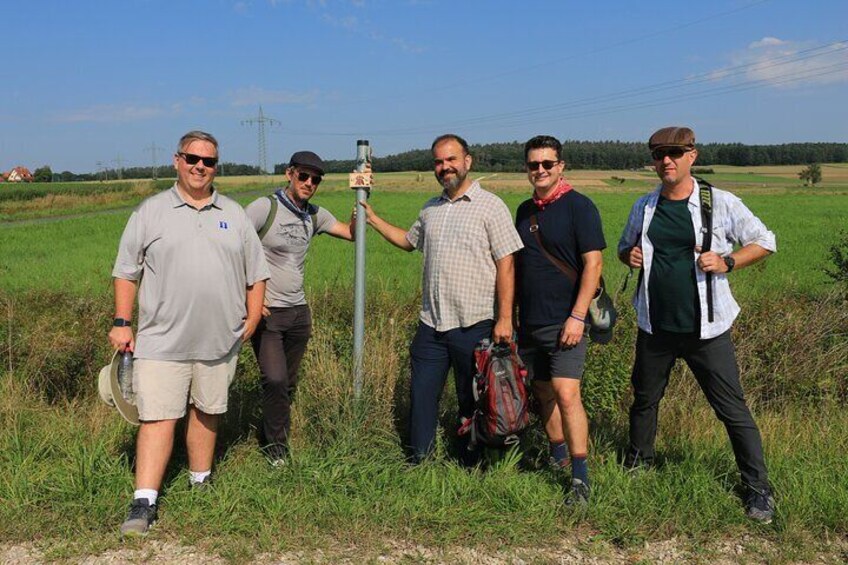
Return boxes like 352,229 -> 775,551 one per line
98,350 -> 140,426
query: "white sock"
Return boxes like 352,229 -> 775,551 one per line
189,470 -> 212,484
134,489 -> 158,506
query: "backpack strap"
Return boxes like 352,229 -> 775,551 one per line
257,194 -> 278,241
308,204 -> 320,237
695,177 -> 715,324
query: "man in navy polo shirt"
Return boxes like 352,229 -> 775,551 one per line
515,135 -> 606,505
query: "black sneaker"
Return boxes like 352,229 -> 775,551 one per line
745,486 -> 775,524
263,443 -> 288,468
120,498 -> 157,537
564,478 -> 590,507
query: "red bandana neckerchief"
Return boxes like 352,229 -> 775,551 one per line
533,177 -> 573,210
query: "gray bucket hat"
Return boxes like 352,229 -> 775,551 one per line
98,350 -> 140,426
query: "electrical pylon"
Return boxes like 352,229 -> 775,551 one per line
241,106 -> 280,175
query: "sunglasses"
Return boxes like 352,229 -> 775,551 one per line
296,171 -> 322,186
651,147 -> 692,161
526,160 -> 561,171
178,152 -> 218,168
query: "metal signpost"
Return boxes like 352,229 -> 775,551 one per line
351,140 -> 372,398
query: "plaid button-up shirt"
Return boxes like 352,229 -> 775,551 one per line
618,179 -> 776,339
406,181 -> 523,331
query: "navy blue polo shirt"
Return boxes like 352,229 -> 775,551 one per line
515,190 -> 606,328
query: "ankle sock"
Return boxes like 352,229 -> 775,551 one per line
549,441 -> 569,467
189,470 -> 212,484
134,489 -> 158,506
571,454 -> 589,484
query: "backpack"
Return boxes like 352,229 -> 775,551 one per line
256,193 -> 319,241
458,339 -> 530,449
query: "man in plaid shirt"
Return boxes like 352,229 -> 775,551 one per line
361,134 -> 523,464
618,126 -> 777,523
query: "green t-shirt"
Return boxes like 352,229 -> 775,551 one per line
647,196 -> 699,333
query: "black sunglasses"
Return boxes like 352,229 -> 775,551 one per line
526,160 -> 560,171
296,171 -> 322,186
178,152 -> 218,168
651,147 -> 691,161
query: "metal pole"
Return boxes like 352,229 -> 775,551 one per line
352,140 -> 371,398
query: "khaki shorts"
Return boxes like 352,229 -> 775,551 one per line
133,347 -> 239,421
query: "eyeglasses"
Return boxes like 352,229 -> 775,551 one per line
526,160 -> 561,171
178,152 -> 218,168
651,147 -> 692,161
296,171 -> 322,186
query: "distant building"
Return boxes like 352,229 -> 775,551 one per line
2,166 -> 34,182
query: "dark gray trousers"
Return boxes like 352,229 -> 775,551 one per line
627,329 -> 770,489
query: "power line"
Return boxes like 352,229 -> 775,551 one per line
144,142 -> 164,180
242,106 -> 280,174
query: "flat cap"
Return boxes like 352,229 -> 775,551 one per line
648,126 -> 696,149
288,151 -> 325,175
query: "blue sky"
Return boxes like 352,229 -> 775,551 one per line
1,0 -> 846,173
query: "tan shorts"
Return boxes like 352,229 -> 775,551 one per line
133,347 -> 239,421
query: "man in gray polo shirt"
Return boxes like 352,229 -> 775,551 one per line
244,151 -> 355,466
361,133 -> 523,464
108,130 -> 270,536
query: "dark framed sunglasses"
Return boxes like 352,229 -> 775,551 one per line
526,160 -> 561,171
296,170 -> 322,186
178,152 -> 218,168
651,147 -> 691,161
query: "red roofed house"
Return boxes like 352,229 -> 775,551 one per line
3,166 -> 34,182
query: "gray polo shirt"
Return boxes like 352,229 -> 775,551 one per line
112,184 -> 270,361
245,195 -> 338,308
406,181 -> 523,331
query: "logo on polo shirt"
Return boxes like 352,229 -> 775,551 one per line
219,221 -> 229,229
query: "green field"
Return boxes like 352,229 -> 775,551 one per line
0,171 -> 846,561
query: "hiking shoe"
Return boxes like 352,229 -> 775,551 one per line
263,443 -> 288,468
120,498 -> 157,537
745,486 -> 775,524
564,478 -> 590,507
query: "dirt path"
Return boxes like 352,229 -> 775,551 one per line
3,535 -> 846,564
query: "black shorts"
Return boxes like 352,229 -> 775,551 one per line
518,324 -> 587,381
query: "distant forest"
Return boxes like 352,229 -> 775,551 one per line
315,141 -> 848,173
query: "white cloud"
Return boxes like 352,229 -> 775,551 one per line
229,86 -> 319,107
712,37 -> 848,89
55,104 -> 168,123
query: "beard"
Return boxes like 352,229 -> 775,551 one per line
437,168 -> 467,191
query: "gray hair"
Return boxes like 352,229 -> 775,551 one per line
177,130 -> 219,153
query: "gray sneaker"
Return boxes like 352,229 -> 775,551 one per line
564,478 -> 590,507
120,498 -> 157,537
745,486 -> 775,524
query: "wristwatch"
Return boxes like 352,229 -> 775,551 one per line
113,318 -> 132,327
723,255 -> 736,273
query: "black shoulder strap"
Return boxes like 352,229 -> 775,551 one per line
694,177 -> 715,323
529,213 -> 579,285
307,203 -> 319,236
257,194 -> 278,241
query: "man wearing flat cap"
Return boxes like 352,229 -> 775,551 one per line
244,151 -> 355,466
618,126 -> 777,523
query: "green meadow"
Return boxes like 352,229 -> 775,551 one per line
0,170 -> 846,561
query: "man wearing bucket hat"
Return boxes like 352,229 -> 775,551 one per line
108,130 -> 270,536
618,126 -> 777,523
244,151 -> 355,466
514,135 -> 606,506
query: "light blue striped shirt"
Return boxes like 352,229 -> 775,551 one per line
618,179 -> 776,339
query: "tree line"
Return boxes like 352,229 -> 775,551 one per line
313,141 -> 848,173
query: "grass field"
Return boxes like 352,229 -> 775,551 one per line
0,170 -> 846,561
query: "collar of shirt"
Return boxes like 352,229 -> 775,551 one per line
439,180 -> 481,203
169,183 -> 221,210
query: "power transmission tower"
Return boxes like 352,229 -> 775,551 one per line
96,161 -> 107,181
113,155 -> 125,180
144,142 -> 164,180
241,106 -> 280,175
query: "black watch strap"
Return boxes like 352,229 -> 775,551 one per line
723,255 -> 736,273
113,318 -> 132,327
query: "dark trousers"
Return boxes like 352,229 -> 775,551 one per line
250,305 -> 312,448
408,319 -> 493,462
627,329 -> 769,489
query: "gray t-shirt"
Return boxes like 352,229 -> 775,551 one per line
112,185 -> 271,361
245,194 -> 338,307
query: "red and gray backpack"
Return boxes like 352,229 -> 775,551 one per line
458,339 -> 530,449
